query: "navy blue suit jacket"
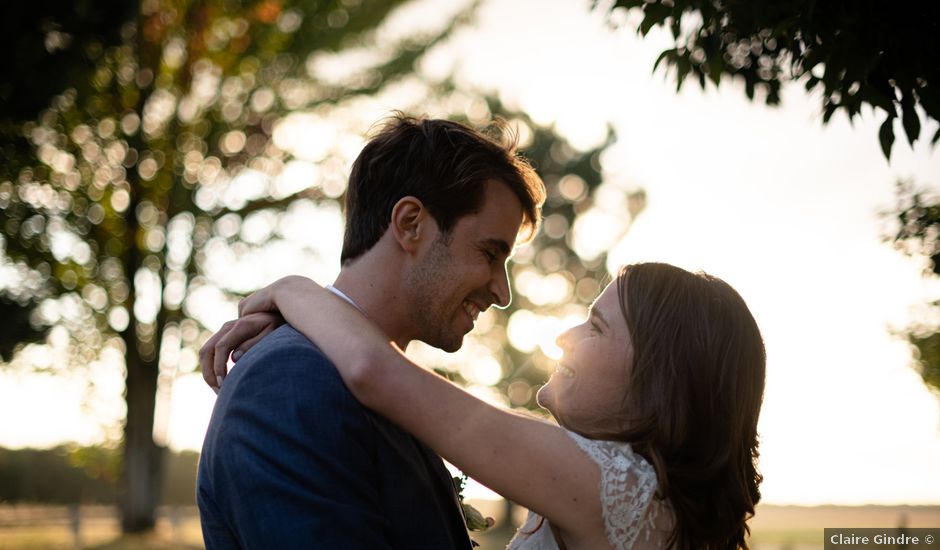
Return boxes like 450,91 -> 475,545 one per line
197,325 -> 472,549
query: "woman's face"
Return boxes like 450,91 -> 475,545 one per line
537,279 -> 634,434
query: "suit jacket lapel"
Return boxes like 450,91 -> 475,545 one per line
412,438 -> 474,547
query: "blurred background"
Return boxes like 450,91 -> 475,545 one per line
1,0 -> 939,548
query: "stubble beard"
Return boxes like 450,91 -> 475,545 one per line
405,234 -> 465,353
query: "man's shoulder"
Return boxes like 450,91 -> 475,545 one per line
225,323 -> 345,395
251,323 -> 322,355
211,323 -> 373,438
239,324 -> 331,369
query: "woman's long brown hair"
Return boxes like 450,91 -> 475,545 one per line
591,263 -> 767,549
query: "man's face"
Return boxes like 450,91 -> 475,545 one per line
405,180 -> 524,352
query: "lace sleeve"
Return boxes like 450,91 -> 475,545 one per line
567,431 -> 673,549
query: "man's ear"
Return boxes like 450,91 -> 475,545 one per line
389,196 -> 433,253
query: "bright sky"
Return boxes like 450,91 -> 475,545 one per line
2,0 -> 940,506
432,0 -> 940,505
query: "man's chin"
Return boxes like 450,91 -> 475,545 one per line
423,330 -> 465,353
437,336 -> 464,353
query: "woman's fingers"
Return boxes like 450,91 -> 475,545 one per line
199,313 -> 284,393
237,276 -> 315,318
238,285 -> 274,317
232,313 -> 283,361
236,295 -> 252,317
199,322 -> 232,392
212,320 -> 240,387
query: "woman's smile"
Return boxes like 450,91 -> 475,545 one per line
554,364 -> 575,379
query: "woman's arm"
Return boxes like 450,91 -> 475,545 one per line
202,276 -> 605,544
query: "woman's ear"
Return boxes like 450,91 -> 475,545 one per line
389,196 -> 433,253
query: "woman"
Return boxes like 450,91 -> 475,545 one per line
202,262 -> 766,549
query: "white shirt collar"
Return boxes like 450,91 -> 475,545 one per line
326,284 -> 361,310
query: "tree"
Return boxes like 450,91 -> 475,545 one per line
0,444 -> 199,506
0,445 -> 117,504
1,0 -> 644,537
600,0 -> 940,158
0,0 -> 466,532
0,2 -> 137,358
413,97 -> 644,414
888,183 -> 940,395
601,0 -> 940,396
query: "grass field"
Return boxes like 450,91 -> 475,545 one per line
0,503 -> 937,549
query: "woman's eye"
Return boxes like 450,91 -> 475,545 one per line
589,322 -> 602,334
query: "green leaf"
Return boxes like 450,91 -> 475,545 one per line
653,48 -> 676,72
611,0 -> 646,9
767,81 -> 782,105
800,48 -> 823,74
822,102 -> 837,124
918,86 -> 939,120
640,3 -> 672,36
879,116 -> 895,159
707,53 -> 723,85
846,100 -> 861,121
675,55 -> 691,91
864,87 -> 895,114
901,98 -> 921,146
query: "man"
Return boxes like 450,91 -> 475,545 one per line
197,114 -> 545,548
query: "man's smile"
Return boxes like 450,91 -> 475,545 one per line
462,300 -> 483,322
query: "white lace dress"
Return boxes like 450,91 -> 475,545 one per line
506,431 -> 674,550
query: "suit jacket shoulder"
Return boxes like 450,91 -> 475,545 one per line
198,324 -> 472,549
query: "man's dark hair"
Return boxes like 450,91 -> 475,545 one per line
341,113 -> 545,265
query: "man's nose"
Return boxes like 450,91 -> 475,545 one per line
490,265 -> 512,309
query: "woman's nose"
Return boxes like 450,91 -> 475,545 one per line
555,328 -> 571,350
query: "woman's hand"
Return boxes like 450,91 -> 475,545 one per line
199,311 -> 284,393
237,275 -> 315,317
199,276 -> 320,392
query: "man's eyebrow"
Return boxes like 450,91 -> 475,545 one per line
482,238 -> 511,256
590,308 -> 610,328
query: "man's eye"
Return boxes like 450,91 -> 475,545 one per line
589,322 -> 602,334
484,250 -> 497,263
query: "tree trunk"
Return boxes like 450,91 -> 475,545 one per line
120,332 -> 163,533
118,165 -> 164,532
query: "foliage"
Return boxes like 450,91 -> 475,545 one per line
0,2 -> 137,356
888,183 -> 940,393
0,0 -> 445,367
0,296 -> 48,361
0,446 -> 115,504
0,0 -> 466,532
447,98 -> 644,412
1,0 -> 645,534
0,2 -> 136,121
907,331 -> 940,393
0,445 -> 198,505
601,0 -> 940,158
0,0 -> 638,533
604,0 -> 940,396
